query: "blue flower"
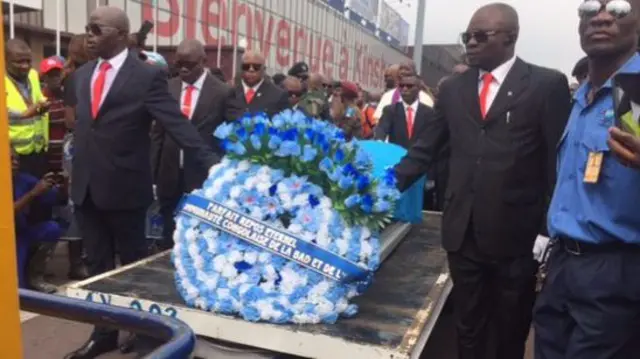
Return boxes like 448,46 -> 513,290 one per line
275,141 -> 301,157
301,145 -> 317,163
338,175 -> 353,190
308,194 -> 320,207
282,129 -> 298,141
341,164 -> 358,177
241,115 -> 253,127
373,199 -> 391,213
318,157 -> 333,173
250,134 -> 262,150
214,122 -> 235,139
335,149 -> 345,162
254,122 -> 266,136
272,113 -> 286,128
354,149 -> 371,169
360,194 -> 374,213
235,127 -> 249,141
345,194 -> 361,208
356,175 -> 370,191
268,136 -> 283,150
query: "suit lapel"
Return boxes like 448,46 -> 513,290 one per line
396,103 -> 410,144
460,68 -> 483,122
82,60 -> 98,120
97,54 -> 135,119
484,58 -> 529,121
191,75 -> 214,124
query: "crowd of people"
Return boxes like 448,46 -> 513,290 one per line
6,0 -> 640,358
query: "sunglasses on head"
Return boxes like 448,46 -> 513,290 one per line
241,63 -> 263,71
460,30 -> 504,44
578,0 -> 632,19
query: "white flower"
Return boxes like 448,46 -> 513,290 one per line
258,252 -> 271,263
229,186 -> 243,199
293,194 -> 308,207
288,223 -> 303,234
319,197 -> 332,209
360,240 -> 373,260
213,255 -> 227,272
228,250 -> 243,263
217,288 -> 231,298
204,275 -> 219,290
224,199 -> 239,209
244,251 -> 258,264
256,181 -> 271,194
336,239 -> 349,256
222,263 -> 238,278
244,176 -> 258,189
193,255 -> 205,269
238,160 -> 251,171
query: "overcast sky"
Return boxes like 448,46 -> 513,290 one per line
395,0 -> 584,79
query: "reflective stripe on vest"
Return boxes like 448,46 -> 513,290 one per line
5,69 -> 48,155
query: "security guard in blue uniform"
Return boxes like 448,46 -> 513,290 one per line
534,1 -> 640,358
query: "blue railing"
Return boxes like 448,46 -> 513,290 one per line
19,289 -> 195,359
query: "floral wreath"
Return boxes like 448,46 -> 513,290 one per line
173,110 -> 400,324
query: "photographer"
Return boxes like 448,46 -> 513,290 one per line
12,148 -> 66,290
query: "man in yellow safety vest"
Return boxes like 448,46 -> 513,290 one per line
5,38 -> 57,293
5,38 -> 50,177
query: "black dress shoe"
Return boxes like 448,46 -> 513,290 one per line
64,339 -> 118,359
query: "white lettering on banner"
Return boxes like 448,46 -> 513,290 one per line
139,0 -> 410,90
181,200 -> 348,281
84,292 -> 178,318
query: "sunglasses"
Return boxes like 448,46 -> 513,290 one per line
175,60 -> 199,70
85,23 -> 119,36
288,90 -> 304,98
578,0 -> 632,19
241,63 -> 263,71
399,83 -> 416,89
461,30 -> 505,44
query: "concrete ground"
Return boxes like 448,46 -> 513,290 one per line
20,243 -> 535,359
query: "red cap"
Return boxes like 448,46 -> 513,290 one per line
340,81 -> 359,98
40,56 -> 64,75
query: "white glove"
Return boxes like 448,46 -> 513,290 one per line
533,235 -> 551,262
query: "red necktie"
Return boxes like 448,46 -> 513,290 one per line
406,106 -> 414,138
245,88 -> 256,104
91,61 -> 112,119
479,72 -> 494,119
182,85 -> 195,118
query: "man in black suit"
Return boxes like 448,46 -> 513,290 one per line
374,74 -> 435,149
150,39 -> 232,251
227,51 -> 288,119
65,7 -> 218,359
394,4 -> 571,359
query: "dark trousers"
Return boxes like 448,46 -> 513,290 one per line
158,195 -> 181,250
75,194 -> 148,344
448,229 -> 537,359
534,241 -> 640,359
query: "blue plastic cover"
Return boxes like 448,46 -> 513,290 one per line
357,140 -> 425,223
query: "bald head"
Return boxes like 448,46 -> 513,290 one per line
242,51 -> 265,66
473,3 -> 519,33
308,73 -> 324,91
90,6 -> 130,33
384,64 -> 401,89
177,39 -> 206,58
5,39 -> 32,80
283,76 -> 303,106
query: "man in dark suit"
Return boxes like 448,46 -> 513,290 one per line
150,39 -> 232,251
227,50 -> 288,119
374,74 -> 435,149
65,7 -> 218,359
394,4 -> 571,359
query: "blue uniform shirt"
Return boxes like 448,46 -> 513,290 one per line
548,54 -> 640,244
13,172 -> 58,234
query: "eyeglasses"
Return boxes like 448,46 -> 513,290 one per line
578,0 -> 632,19
460,30 -> 504,44
322,83 -> 332,89
241,63 -> 263,71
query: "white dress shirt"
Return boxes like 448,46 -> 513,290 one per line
403,100 -> 419,129
91,48 -> 129,109
477,55 -> 517,112
179,71 -> 207,167
242,79 -> 264,96
180,70 -> 207,119
374,88 -> 433,120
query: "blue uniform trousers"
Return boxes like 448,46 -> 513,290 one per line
534,241 -> 640,359
16,221 -> 61,288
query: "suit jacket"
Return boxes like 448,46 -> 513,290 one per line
71,53 -> 218,211
395,58 -> 571,257
227,80 -> 289,119
151,73 -> 232,199
374,102 -> 435,149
